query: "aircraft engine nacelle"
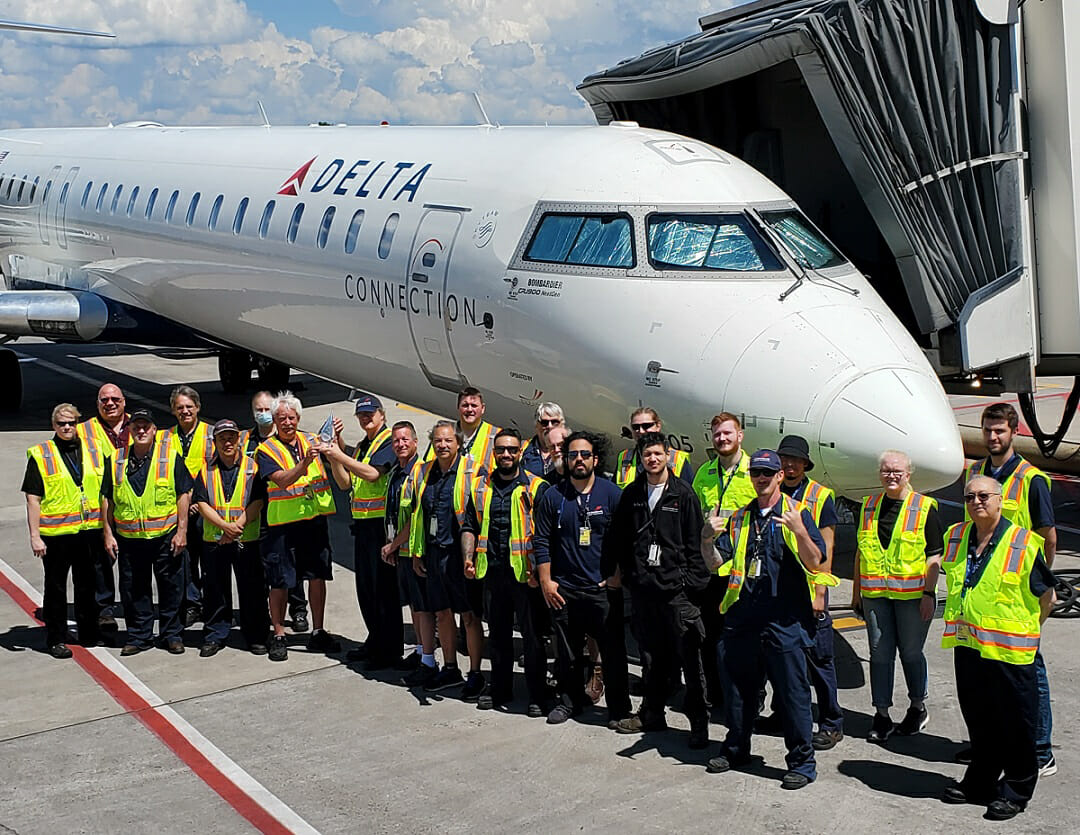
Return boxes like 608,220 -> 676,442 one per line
0,290 -> 109,342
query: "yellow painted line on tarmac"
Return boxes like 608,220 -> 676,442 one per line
395,402 -> 438,416
832,616 -> 864,631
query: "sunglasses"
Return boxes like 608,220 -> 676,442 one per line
98,396 -> 122,404
494,445 -> 520,455
54,420 -> 77,427
963,491 -> 1000,504
748,468 -> 778,478
631,422 -> 656,431
538,418 -> 561,427
566,450 -> 593,460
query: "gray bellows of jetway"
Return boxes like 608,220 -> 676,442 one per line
578,0 -> 1024,367
0,291 -> 108,341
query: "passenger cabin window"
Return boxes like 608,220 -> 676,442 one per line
646,213 -> 783,272
344,209 -> 364,254
317,206 -> 335,249
233,197 -> 249,235
259,200 -> 275,239
186,192 -> 200,227
18,176 -> 27,202
96,183 -> 108,212
81,181 -> 93,209
287,203 -> 304,244
30,176 -> 39,203
5,178 -> 13,200
525,213 -> 633,268
165,189 -> 179,222
208,194 -> 223,230
145,188 -> 159,219
378,213 -> 398,259
110,185 -> 123,215
126,186 -> 140,217
759,209 -> 847,270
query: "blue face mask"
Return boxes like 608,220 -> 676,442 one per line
254,411 -> 274,427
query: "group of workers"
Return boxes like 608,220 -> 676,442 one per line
23,382 -> 1058,820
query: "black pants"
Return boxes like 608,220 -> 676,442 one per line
353,518 -> 402,663
549,585 -> 630,720
484,565 -> 547,706
41,531 -> 100,646
700,575 -> 726,707
92,535 -> 116,618
632,588 -> 708,728
117,533 -> 184,646
201,540 -> 270,646
183,517 -> 203,608
955,647 -> 1039,805
288,581 -> 308,618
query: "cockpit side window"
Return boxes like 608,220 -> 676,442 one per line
759,209 -> 848,270
646,213 -> 783,272
525,213 -> 633,268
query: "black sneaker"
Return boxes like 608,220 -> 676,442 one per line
896,704 -> 928,736
867,712 -> 894,743
547,704 -> 574,725
166,638 -> 185,655
48,643 -> 73,659
706,752 -> 750,773
268,635 -> 288,662
986,799 -> 1023,821
402,662 -> 439,688
248,642 -> 269,656
120,643 -> 148,657
424,666 -> 465,692
98,614 -> 119,632
781,771 -> 812,790
199,641 -> 223,658
183,606 -> 202,628
812,729 -> 844,751
527,703 -> 544,718
477,694 -> 495,710
291,612 -> 310,633
461,671 -> 486,701
954,745 -> 972,764
306,630 -> 341,653
345,644 -> 370,662
396,652 -> 423,671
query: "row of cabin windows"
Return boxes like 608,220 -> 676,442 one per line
0,171 -> 397,259
0,173 -> 41,204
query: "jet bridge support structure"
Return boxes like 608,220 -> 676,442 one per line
578,0 -> 1080,416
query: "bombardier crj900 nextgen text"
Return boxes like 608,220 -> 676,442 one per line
0,122 -> 962,495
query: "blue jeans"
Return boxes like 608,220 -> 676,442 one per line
1035,650 -> 1053,765
863,596 -> 931,709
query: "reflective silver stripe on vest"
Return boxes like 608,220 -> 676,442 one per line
943,619 -> 1040,651
1004,530 -> 1030,574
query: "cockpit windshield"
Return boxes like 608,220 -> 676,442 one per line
646,213 -> 783,272
759,209 -> 848,270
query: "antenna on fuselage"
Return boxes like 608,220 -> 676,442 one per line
257,101 -> 271,128
472,92 -> 498,128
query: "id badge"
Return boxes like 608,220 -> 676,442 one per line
578,527 -> 591,547
303,485 -> 316,501
80,493 -> 90,516
387,521 -> 396,542
429,516 -> 438,537
956,623 -> 971,641
748,557 -> 762,579
647,543 -> 661,567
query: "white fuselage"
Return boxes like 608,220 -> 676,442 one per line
0,122 -> 963,495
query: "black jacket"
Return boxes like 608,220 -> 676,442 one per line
606,473 -> 709,595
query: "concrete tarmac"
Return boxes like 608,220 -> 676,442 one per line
1,340 -> 1078,834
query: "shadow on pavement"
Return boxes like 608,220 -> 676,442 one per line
837,759 -> 951,799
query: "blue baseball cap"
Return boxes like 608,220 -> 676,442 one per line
354,393 -> 383,413
748,449 -> 782,473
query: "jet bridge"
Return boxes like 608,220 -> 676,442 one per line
578,0 -> 1080,450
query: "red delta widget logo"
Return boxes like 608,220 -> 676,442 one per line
277,157 -> 431,201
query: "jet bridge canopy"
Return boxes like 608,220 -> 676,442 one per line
578,0 -> 1038,385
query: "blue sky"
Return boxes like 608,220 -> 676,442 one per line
0,0 -> 742,128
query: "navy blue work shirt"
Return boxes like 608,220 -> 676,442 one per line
780,478 -> 838,529
421,455 -> 464,548
533,476 -> 621,592
715,497 -> 828,650
976,454 -> 1055,530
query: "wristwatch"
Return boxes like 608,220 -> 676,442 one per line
922,590 -> 936,598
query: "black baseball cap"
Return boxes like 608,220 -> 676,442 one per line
129,408 -> 155,424
213,419 -> 241,437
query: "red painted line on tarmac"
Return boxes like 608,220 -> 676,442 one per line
0,567 -> 296,835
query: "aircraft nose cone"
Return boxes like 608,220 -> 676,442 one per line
816,368 -> 964,496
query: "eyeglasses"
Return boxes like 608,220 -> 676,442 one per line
494,445 -> 520,455
538,418 -> 561,427
98,396 -> 122,404
566,450 -> 593,460
963,491 -> 1001,504
631,422 -> 656,431
748,468 -> 777,478
879,469 -> 907,477
54,420 -> 77,427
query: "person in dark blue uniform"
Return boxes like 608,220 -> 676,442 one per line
533,431 -> 630,726
703,450 -> 830,790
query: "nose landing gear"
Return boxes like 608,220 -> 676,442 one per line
218,350 -> 290,394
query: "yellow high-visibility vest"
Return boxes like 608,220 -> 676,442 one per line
472,471 -> 546,581
112,435 -> 181,539
161,421 -> 215,478
692,450 -> 756,532
258,433 -> 335,526
200,457 -> 260,543
27,441 -> 104,535
964,457 -> 1051,532
614,448 -> 691,489
407,455 -> 473,559
350,427 -> 392,519
857,491 -> 937,599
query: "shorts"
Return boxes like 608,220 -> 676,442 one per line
423,542 -> 483,616
397,553 -> 430,612
261,518 -> 333,590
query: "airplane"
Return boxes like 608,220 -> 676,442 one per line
0,119 -> 964,496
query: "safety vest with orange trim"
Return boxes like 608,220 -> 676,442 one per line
200,456 -> 261,543
794,479 -> 834,530
258,433 -> 336,526
614,448 -> 691,490
857,491 -> 937,599
717,494 -> 838,614
963,457 -> 1051,532
161,421 -> 215,478
424,421 -> 499,474
350,427 -> 392,519
388,457 -> 423,558
471,469 -> 546,581
77,415 -> 127,466
111,435 -> 182,539
941,521 -> 1044,665
407,454 -> 473,560
27,441 -> 104,535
